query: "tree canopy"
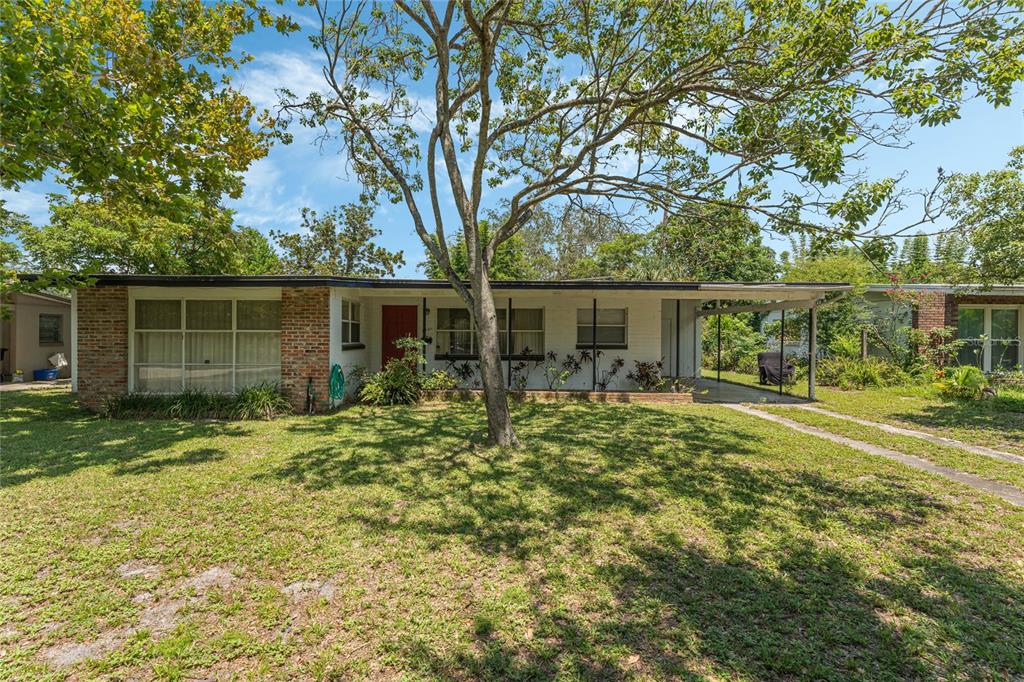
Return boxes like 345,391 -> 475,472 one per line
272,202 -> 405,277
8,196 -> 279,275
943,146 -> 1024,286
0,0 -> 294,205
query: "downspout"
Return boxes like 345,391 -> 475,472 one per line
674,299 -> 680,377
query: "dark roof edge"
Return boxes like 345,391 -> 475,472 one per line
19,273 -> 851,291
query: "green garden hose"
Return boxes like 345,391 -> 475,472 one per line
329,363 -> 346,403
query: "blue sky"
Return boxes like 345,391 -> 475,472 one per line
3,5 -> 1023,277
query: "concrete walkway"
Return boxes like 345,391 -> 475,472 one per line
0,379 -> 70,393
784,403 -> 1024,466
726,403 -> 1024,507
693,378 -> 805,404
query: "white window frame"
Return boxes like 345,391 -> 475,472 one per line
958,304 -> 1024,372
340,299 -> 362,346
434,306 -> 545,359
576,307 -> 629,349
129,294 -> 281,393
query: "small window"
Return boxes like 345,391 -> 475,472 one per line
39,314 -> 63,344
341,299 -> 361,345
577,308 -> 627,348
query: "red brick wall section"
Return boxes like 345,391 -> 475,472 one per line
912,292 -> 957,333
76,285 -> 128,410
280,287 -> 331,412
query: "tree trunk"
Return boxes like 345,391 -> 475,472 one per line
470,272 -> 520,447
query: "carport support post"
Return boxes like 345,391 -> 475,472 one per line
779,308 -> 785,396
592,298 -> 597,389
507,298 -> 513,386
716,300 -> 722,383
808,305 -> 817,401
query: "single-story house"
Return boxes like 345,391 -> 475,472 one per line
1,291 -> 72,382
67,275 -> 850,410
864,284 -> 1024,372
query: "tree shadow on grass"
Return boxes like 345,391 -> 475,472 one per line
1,390 -> 244,486
424,536 -> 1024,680
888,394 -> 1024,452
252,401 -> 1024,677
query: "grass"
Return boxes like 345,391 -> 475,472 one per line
2,388 -> 1024,680
759,405 -> 1024,490
709,368 -> 1024,455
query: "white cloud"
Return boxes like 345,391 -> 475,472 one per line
0,187 -> 52,225
237,51 -> 329,112
228,157 -> 310,230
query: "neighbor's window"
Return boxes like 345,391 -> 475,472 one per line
434,307 -> 545,358
956,307 -> 985,368
39,313 -> 63,344
133,299 -> 281,393
956,306 -> 1022,371
577,308 -> 627,348
341,299 -> 361,345
991,308 -> 1020,371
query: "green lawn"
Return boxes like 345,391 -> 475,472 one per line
709,368 -> 1024,455
759,405 -> 1024,490
3,389 -> 1024,680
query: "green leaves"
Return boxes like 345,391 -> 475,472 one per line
0,0 -> 297,203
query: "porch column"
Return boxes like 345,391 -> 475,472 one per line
808,305 -> 817,401
507,297 -> 513,386
592,298 -> 597,389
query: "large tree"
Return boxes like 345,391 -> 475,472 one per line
1,0 -> 294,291
272,202 -> 405,277
576,206 -> 778,282
9,196 -> 280,275
280,0 -> 1024,446
943,146 -> 1024,285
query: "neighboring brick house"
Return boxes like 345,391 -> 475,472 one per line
865,284 -> 1024,372
66,274 -> 851,410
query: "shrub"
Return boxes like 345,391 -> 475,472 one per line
815,357 -> 911,390
627,360 -> 666,392
701,314 -> 765,372
359,358 -> 421,405
103,384 -> 291,420
421,369 -> 458,391
827,333 -> 861,359
359,336 -> 428,405
231,383 -> 293,420
934,365 -> 988,401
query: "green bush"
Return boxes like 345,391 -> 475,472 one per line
701,314 -> 765,372
359,358 -> 421,405
231,383 -> 293,420
421,370 -> 458,391
816,357 -> 911,390
934,365 -> 988,401
103,384 -> 291,420
827,333 -> 862,359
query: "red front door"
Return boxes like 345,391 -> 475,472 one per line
381,305 -> 419,366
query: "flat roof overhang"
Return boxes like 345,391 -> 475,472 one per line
31,273 -> 850,298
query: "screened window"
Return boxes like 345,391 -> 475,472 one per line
577,308 -> 628,348
956,308 -> 985,368
341,299 -> 361,345
39,314 -> 63,344
434,307 -> 544,358
991,308 -> 1020,371
133,299 -> 281,393
957,307 -> 1022,372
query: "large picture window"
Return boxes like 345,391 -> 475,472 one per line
133,298 -> 281,393
435,307 -> 544,358
577,308 -> 627,348
957,306 -> 1022,372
